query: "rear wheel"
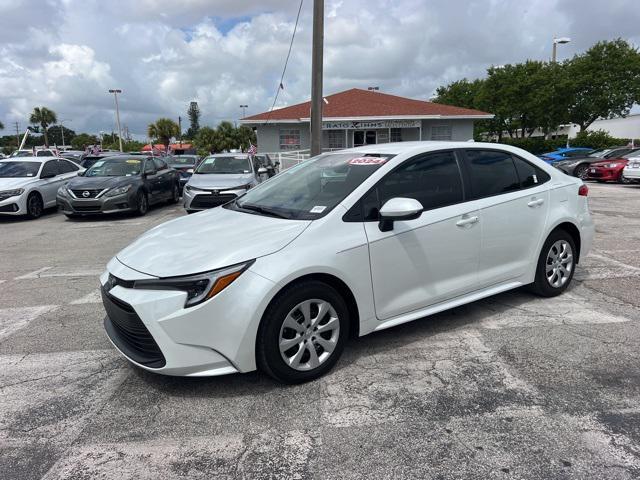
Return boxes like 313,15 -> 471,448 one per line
257,280 -> 349,384
620,173 -> 632,184
26,193 -> 43,219
574,164 -> 589,180
529,229 -> 576,297
135,191 -> 148,216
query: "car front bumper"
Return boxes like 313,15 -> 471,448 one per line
57,191 -> 137,215
586,166 -> 623,181
100,257 -> 276,376
622,166 -> 640,180
0,192 -> 27,215
182,188 -> 245,212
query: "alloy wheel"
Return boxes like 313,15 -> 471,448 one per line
546,240 -> 573,288
278,299 -> 340,371
575,165 -> 588,180
28,195 -> 42,218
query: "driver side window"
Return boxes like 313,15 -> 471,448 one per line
362,151 -> 464,220
41,160 -> 59,178
144,160 -> 156,174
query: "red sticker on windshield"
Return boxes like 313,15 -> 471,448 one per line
348,157 -> 387,165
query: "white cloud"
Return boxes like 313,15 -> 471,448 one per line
0,0 -> 639,137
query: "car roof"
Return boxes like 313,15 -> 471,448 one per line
0,156 -> 47,162
331,141 -> 530,156
206,153 -> 251,158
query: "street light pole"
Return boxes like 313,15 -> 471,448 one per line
552,37 -> 571,63
240,104 -> 248,119
310,0 -> 324,157
59,119 -> 71,148
108,89 -> 124,152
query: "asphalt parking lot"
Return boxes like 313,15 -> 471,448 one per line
1,183 -> 640,479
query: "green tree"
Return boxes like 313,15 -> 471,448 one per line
70,133 -> 99,150
186,101 -> 201,138
193,126 -> 219,156
29,107 -> 57,147
148,118 -> 180,151
0,121 -> 4,130
434,78 -> 484,109
236,125 -> 257,150
215,121 -> 238,151
47,125 -> 76,146
566,39 -> 640,131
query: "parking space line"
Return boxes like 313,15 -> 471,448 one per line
0,305 -> 59,340
70,290 -> 102,305
14,267 -> 103,280
14,267 -> 52,280
589,252 -> 640,273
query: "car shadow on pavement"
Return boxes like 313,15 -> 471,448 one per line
0,207 -> 59,223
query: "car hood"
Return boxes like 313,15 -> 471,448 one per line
0,177 -> 37,190
116,206 -> 311,277
66,176 -> 138,190
187,173 -> 254,189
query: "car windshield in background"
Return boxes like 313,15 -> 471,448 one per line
196,156 -> 251,174
86,158 -> 142,177
624,150 -> 640,158
231,153 -> 393,220
589,148 -> 611,157
171,156 -> 197,165
0,161 -> 41,178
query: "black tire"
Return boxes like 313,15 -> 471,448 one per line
169,183 -> 180,204
26,192 -> 43,219
620,173 -> 632,184
135,191 -> 149,216
574,164 -> 589,180
257,280 -> 350,384
528,229 -> 577,297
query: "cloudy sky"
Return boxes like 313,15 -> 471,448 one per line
1,0 -> 639,139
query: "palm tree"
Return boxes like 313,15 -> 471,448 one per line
147,118 -> 180,151
216,121 -> 238,151
0,120 -> 4,130
29,107 -> 57,147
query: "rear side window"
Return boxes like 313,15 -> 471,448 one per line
57,159 -> 79,173
362,151 -> 463,220
512,156 -> 550,188
464,150 -> 520,199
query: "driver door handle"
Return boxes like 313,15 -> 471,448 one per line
528,198 -> 544,208
456,215 -> 479,227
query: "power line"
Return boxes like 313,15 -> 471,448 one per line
263,0 -> 304,125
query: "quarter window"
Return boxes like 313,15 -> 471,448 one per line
512,155 -> 550,188
279,129 -> 301,151
57,159 -> 79,173
363,151 -> 463,220
464,150 -> 520,199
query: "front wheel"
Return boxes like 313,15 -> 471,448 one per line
135,191 -> 149,216
529,230 -> 576,297
169,183 -> 180,204
574,164 -> 588,180
620,173 -> 632,184
26,193 -> 43,219
257,281 -> 349,384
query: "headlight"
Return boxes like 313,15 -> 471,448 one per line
131,261 -> 254,307
105,184 -> 132,197
0,188 -> 24,201
57,186 -> 68,197
185,184 -> 205,192
232,184 -> 252,191
607,163 -> 621,168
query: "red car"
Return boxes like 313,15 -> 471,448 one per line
586,157 -> 631,183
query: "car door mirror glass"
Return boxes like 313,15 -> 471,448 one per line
378,197 -> 423,232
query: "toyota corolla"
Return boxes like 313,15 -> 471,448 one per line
101,142 -> 594,383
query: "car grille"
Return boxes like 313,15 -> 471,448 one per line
71,189 -> 103,199
73,205 -> 102,212
102,285 -> 166,368
190,193 -> 237,209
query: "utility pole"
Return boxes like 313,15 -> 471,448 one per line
108,89 -> 124,152
14,122 -> 20,146
178,116 -> 182,143
310,0 -> 324,157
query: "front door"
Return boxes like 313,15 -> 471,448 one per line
362,151 -> 481,320
353,130 -> 377,147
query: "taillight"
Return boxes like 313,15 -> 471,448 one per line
578,184 -> 588,196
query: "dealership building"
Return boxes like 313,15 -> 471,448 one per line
240,88 -> 493,153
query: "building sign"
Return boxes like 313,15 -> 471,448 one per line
322,120 -> 421,130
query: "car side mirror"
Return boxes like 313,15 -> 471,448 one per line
378,197 -> 423,232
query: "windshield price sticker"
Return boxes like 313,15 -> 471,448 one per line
126,160 -> 140,164
310,206 -> 327,213
349,157 -> 387,166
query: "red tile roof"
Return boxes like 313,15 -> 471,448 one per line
242,88 -> 491,122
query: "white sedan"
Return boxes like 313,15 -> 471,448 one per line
622,155 -> 640,183
0,157 -> 83,218
100,142 -> 594,383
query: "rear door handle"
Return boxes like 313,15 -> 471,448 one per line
528,198 -> 544,208
456,215 -> 479,227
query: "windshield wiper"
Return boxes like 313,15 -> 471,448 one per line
237,201 -> 290,219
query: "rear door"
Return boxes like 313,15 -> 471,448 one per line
363,150 -> 481,320
460,149 -> 551,286
153,157 -> 173,198
39,160 -> 63,207
143,159 -> 160,201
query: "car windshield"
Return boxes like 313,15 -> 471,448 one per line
86,158 -> 142,177
196,156 -> 252,174
171,156 -> 197,165
623,150 -> 640,159
10,151 -> 33,158
0,161 -> 41,177
230,153 -> 393,220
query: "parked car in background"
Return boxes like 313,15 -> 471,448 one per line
79,152 -> 123,170
0,157 -> 83,218
622,154 -> 640,183
60,150 -> 86,164
183,154 -> 268,213
554,147 -> 639,179
10,148 -> 59,158
100,142 -> 593,383
586,150 -> 640,184
168,154 -> 199,193
57,155 -> 180,218
539,147 -> 594,164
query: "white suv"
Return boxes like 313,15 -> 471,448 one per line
101,142 -> 594,383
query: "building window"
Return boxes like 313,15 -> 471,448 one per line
390,128 -> 402,142
377,130 -> 389,144
279,129 -> 301,150
328,130 -> 345,149
431,125 -> 452,141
